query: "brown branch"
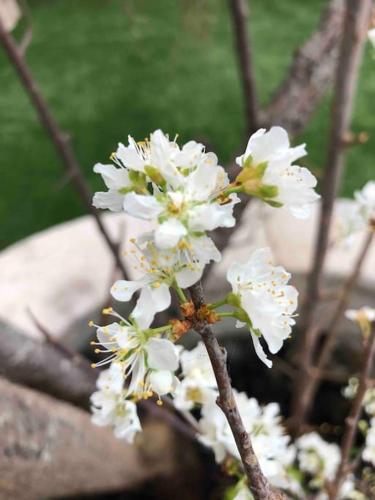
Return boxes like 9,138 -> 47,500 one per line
227,0 -> 259,135
290,0 -> 372,435
0,320 -> 96,409
188,282 -> 283,500
328,325 -> 375,500
0,18 -> 129,280
263,0 -> 345,137
291,232 -> 374,426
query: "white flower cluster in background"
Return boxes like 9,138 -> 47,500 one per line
368,28 -> 375,50
333,181 -> 375,246
363,418 -> 375,466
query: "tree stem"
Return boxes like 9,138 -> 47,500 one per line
189,282 -> 282,500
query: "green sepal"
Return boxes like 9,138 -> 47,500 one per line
257,184 -> 278,199
128,170 -> 147,192
226,292 -> 241,308
144,165 -> 166,189
265,199 -> 283,208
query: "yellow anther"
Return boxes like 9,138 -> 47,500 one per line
156,399 -> 163,406
94,349 -> 100,354
91,363 -> 97,368
88,320 -> 94,327
102,307 -> 113,315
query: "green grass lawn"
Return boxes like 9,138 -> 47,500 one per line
0,0 -> 374,249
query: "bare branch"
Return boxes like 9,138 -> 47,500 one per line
0,18 -> 129,280
328,325 -> 375,499
0,321 -> 96,409
291,232 -> 374,425
0,377 -> 174,499
263,0 -> 345,137
228,0 -> 259,134
188,282 -> 283,500
290,0 -> 372,435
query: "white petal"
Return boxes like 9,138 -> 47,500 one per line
149,370 -> 176,395
93,190 -> 124,212
154,218 -> 187,249
175,266 -> 203,288
93,163 -> 130,189
145,337 -> 179,371
123,192 -> 163,220
251,332 -> 272,368
131,288 -> 155,330
185,163 -> 218,201
149,283 -> 171,312
111,279 -> 143,302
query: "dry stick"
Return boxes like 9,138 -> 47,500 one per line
0,20 -> 128,280
227,0 -> 259,135
189,282 -> 282,500
293,232 -> 374,425
329,325 -> 375,500
263,0 -> 345,137
290,0 -> 372,435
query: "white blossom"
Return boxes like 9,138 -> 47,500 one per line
123,162 -> 238,249
345,307 -> 375,323
235,126 -> 319,218
110,235 -> 219,326
90,363 -> 142,443
332,199 -> 367,247
343,377 -> 375,416
296,432 -> 341,484
363,417 -> 375,466
227,247 -> 298,368
91,309 -> 179,400
199,391 -> 295,488
354,180 -> 375,225
368,28 -> 375,49
174,342 -> 218,410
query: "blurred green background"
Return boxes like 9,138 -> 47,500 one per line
1,0 -> 374,249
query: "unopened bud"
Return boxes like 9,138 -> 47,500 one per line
180,301 -> 195,318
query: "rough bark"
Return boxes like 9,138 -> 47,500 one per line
0,377 -> 174,500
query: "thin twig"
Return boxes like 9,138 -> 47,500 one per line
328,325 -> 375,500
0,19 -> 129,280
27,307 -> 79,360
290,0 -> 372,434
227,0 -> 258,135
189,282 -> 283,500
290,232 -> 373,427
263,0 -> 345,137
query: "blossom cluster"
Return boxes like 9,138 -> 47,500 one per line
178,345 -> 360,499
333,181 -> 375,246
88,128 -> 321,493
